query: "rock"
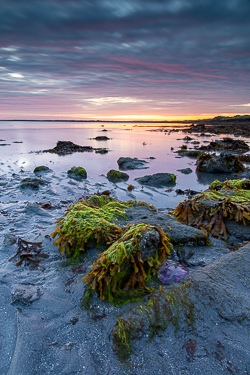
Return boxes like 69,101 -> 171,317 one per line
43,141 -> 94,155
95,148 -> 108,154
11,286 -> 41,305
125,205 -> 207,245
134,173 -> 176,187
93,136 -> 110,141
197,153 -> 245,173
33,166 -> 50,173
67,166 -> 87,181
20,177 -> 46,190
2,234 -> 17,246
107,169 -> 129,182
117,157 -> 148,170
199,137 -> 249,152
177,168 -> 192,174
178,150 -> 203,157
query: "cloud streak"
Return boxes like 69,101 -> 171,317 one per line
0,0 -> 249,119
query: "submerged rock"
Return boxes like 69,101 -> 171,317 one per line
11,286 -> 41,305
67,166 -> 87,181
135,172 -> 176,187
197,153 -> 245,173
93,136 -> 110,141
107,169 -> 129,182
95,148 -> 108,154
117,157 -> 148,170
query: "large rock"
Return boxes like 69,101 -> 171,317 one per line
67,166 -> 87,181
117,157 -> 148,170
197,153 -> 245,173
107,169 -> 129,182
134,172 -> 176,187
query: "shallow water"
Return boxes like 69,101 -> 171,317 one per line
0,121 -> 250,211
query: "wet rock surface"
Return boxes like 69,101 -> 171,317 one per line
20,177 -> 47,190
177,167 -> 192,174
107,169 -> 129,182
199,137 -> 249,153
43,140 -> 94,155
135,172 -> 176,187
197,153 -> 245,173
117,157 -> 148,170
67,166 -> 87,181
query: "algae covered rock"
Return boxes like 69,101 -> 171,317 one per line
173,178 -> 250,239
199,137 -> 249,153
82,223 -> 171,303
107,169 -> 129,182
67,166 -> 87,181
33,166 -> 50,173
51,195 -> 156,257
197,153 -> 245,173
135,172 -> 176,187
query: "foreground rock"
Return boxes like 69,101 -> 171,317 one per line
117,157 -> 148,170
33,165 -> 50,173
112,242 -> 250,371
197,153 -> 245,173
107,169 -> 129,182
135,172 -> 176,187
67,166 -> 87,181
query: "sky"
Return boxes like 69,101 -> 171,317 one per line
0,0 -> 250,121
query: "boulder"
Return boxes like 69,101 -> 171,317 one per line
197,153 -> 245,173
67,166 -> 87,181
117,157 -> 148,170
135,172 -> 176,187
107,169 -> 129,182
20,177 -> 46,190
33,166 -> 50,173
177,168 -> 192,174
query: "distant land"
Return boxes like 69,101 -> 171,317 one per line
0,114 -> 249,124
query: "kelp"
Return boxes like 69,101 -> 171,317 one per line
51,195 -> 157,257
82,223 -> 172,303
9,237 -> 49,266
174,179 -> 250,239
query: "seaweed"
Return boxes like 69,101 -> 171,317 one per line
82,224 -> 172,303
112,284 -> 194,360
173,179 -> 250,239
9,238 -> 49,266
51,195 -> 157,257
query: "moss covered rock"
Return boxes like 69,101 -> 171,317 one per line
82,223 -> 171,303
33,166 -> 50,173
173,178 -> 250,239
51,195 -> 156,258
107,169 -> 129,182
135,172 -> 176,187
67,166 -> 87,180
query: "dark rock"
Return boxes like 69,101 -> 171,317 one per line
43,141 -> 94,155
93,136 -> 110,141
107,169 -> 129,183
33,166 -> 50,173
197,153 -> 245,173
134,173 -> 176,187
95,148 -> 108,154
117,157 -> 148,170
67,167 -> 87,181
177,168 -> 193,174
139,230 -> 160,260
199,137 -> 249,153
20,178 -> 46,190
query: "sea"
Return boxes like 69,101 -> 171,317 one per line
0,120 -> 249,211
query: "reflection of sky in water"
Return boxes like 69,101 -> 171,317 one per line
0,121 -> 249,209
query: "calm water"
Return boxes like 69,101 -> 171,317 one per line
0,121 -> 249,209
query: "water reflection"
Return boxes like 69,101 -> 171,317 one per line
196,170 -> 234,186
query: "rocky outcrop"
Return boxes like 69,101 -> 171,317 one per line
117,157 -> 148,170
135,172 -> 176,187
196,153 -> 245,173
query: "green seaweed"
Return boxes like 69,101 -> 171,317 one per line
82,223 -> 172,303
51,195 -> 157,257
112,283 -> 194,360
